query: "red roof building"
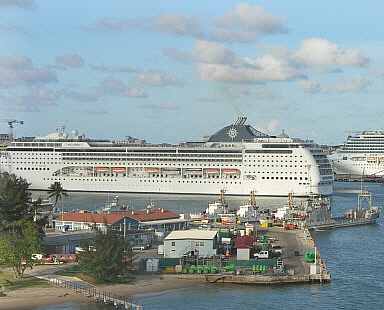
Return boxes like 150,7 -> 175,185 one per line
234,235 -> 254,249
53,208 -> 187,233
234,235 -> 254,261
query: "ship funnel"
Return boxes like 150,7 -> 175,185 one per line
234,117 -> 247,126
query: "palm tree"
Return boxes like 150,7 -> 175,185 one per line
47,182 -> 68,215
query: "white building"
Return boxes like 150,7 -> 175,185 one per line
163,230 -> 219,258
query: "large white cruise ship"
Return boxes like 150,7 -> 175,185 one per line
0,117 -> 333,196
328,129 -> 384,177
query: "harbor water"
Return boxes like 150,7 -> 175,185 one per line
31,182 -> 384,310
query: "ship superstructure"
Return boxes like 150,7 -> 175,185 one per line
328,129 -> 384,177
0,117 -> 333,196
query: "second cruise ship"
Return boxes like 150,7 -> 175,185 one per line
329,129 -> 384,177
0,117 -> 334,196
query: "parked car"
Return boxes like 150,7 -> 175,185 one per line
132,244 -> 150,250
271,245 -> 282,256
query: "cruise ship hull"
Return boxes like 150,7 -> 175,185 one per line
329,153 -> 384,177
2,168 -> 333,197
0,118 -> 334,197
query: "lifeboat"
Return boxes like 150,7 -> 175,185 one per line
145,168 -> 159,172
113,167 -> 125,172
367,158 -> 377,162
86,168 -> 93,171
96,167 -> 109,171
222,169 -> 238,174
380,158 -> 384,162
205,168 -> 220,173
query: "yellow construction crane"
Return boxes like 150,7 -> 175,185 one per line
0,119 -> 24,142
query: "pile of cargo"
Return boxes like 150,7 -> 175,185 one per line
182,264 -> 218,274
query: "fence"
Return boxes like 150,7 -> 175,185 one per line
48,276 -> 142,310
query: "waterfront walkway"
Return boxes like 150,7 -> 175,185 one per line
25,264 -> 143,310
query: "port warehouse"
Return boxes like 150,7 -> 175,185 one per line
53,209 -> 188,233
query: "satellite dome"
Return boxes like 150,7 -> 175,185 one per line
62,133 -> 68,138
71,130 -> 78,137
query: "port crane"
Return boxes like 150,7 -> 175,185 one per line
0,119 -> 23,142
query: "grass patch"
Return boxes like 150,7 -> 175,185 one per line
0,270 -> 51,293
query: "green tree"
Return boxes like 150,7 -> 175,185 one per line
77,224 -> 131,283
0,221 -> 44,278
0,172 -> 31,225
28,197 -> 49,232
47,181 -> 68,214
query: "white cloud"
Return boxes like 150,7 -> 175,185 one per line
90,64 -> 137,73
211,3 -> 287,42
335,75 -> 370,93
133,71 -> 182,87
0,0 -> 35,9
0,87 -> 57,112
267,119 -> 280,132
192,40 -> 238,64
56,54 -> 84,68
295,38 -> 369,71
0,17 -> 22,33
192,37 -> 369,85
96,77 -> 147,97
0,54 -> 57,87
27,87 -> 57,105
298,79 -> 329,94
61,90 -> 97,102
152,13 -> 204,38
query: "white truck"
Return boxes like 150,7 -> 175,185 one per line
254,251 -> 270,259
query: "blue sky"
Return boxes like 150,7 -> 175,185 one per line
1,0 -> 384,145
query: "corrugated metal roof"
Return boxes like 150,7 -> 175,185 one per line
234,235 -> 254,249
164,230 -> 218,240
53,208 -> 180,225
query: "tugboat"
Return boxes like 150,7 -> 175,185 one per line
96,196 -> 131,213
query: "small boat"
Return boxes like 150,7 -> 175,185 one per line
96,196 -> 131,213
220,213 -> 237,224
189,213 -> 203,220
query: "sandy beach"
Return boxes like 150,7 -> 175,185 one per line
0,265 -> 199,309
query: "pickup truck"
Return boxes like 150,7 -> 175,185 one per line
271,245 -> 282,256
254,250 -> 270,259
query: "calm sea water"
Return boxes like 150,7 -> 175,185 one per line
31,182 -> 384,310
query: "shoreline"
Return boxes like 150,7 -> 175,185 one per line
0,272 -> 199,310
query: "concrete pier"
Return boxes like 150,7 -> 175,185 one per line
154,224 -> 330,285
